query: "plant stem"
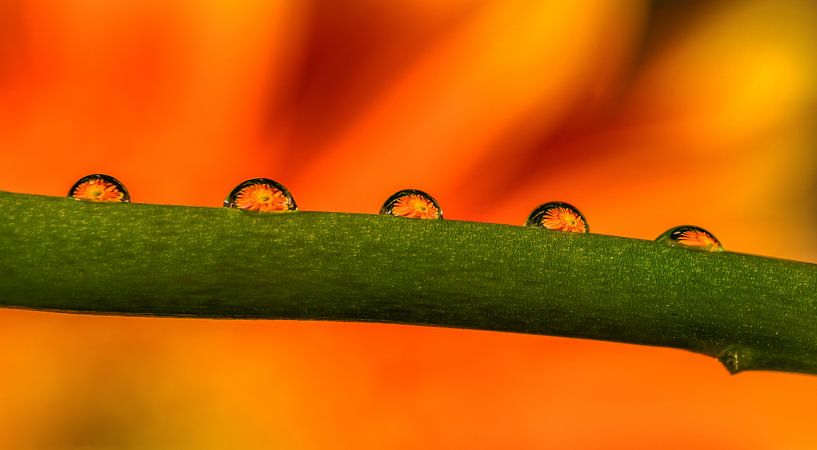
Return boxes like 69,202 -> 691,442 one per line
1,190 -> 816,375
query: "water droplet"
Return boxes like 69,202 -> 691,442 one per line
380,189 -> 443,219
224,178 -> 297,212
525,202 -> 588,233
656,225 -> 723,252
68,174 -> 130,203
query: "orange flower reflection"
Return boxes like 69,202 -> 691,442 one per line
71,179 -> 126,202
391,194 -> 440,219
677,229 -> 722,251
235,184 -> 290,212
542,206 -> 586,233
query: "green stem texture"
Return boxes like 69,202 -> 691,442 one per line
1,190 -> 817,375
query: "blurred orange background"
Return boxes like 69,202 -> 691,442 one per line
2,0 -> 817,448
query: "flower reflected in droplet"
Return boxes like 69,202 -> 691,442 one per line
541,206 -> 586,233
656,225 -> 723,252
236,184 -> 288,212
525,202 -> 588,233
224,178 -> 297,212
69,174 -> 130,203
380,189 -> 443,219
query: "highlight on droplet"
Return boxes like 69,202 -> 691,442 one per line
656,225 -> 723,252
379,189 -> 443,219
68,174 -> 130,203
525,201 -> 588,233
224,178 -> 297,212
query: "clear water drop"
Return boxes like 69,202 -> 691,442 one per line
380,189 -> 443,219
224,178 -> 297,212
656,225 -> 723,252
525,202 -> 588,233
68,174 -> 130,203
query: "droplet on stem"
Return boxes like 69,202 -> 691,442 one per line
68,174 -> 130,203
656,225 -> 723,252
224,178 -> 297,212
525,202 -> 588,233
380,189 -> 443,219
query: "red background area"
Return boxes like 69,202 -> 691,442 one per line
2,1 -> 817,448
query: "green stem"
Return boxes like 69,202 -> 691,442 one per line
2,190 -> 816,375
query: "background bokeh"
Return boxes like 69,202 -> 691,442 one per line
2,0 -> 817,448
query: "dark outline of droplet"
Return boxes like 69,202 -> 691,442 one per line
524,201 -> 589,233
655,225 -> 724,252
379,189 -> 443,219
68,173 -> 131,203
223,178 -> 298,212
